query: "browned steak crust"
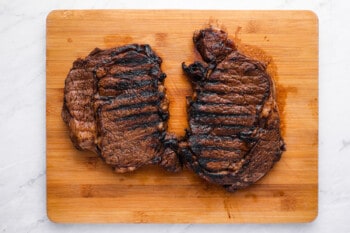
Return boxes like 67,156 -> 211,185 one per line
62,44 -> 180,173
180,28 -> 285,191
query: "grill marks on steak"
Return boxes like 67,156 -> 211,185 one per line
180,27 -> 285,191
62,32 -> 284,192
62,44 -> 180,173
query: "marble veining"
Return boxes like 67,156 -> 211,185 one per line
339,140 -> 350,151
1,0 -> 350,232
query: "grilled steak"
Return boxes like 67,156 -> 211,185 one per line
62,44 -> 180,173
180,27 -> 285,191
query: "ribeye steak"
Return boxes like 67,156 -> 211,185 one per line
62,44 -> 180,173
180,27 -> 285,191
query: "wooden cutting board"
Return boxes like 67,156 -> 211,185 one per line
46,10 -> 318,223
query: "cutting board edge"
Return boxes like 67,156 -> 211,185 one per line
46,9 -> 318,224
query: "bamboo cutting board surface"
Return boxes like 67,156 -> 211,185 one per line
46,10 -> 318,223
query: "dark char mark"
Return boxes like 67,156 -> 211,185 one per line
192,113 -> 256,126
102,79 -> 157,91
128,120 -> 161,131
112,51 -> 151,66
189,123 -> 254,136
112,66 -> 165,81
100,112 -> 161,131
113,69 -> 150,78
105,100 -> 159,112
189,106 -> 252,118
113,111 -> 158,122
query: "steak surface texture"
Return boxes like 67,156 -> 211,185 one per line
62,44 -> 180,173
180,27 -> 285,191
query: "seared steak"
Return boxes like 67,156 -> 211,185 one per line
180,27 -> 285,191
62,44 -> 180,173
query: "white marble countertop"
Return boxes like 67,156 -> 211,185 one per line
1,0 -> 349,232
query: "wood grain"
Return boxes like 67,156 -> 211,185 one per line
46,10 -> 318,223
